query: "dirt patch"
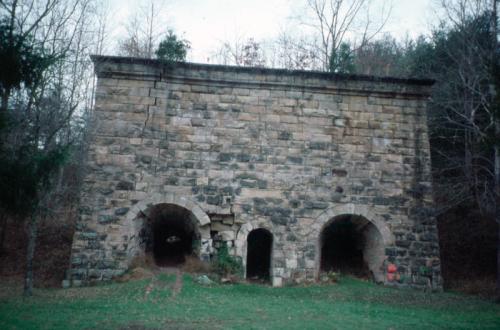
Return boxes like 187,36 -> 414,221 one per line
181,255 -> 210,274
116,267 -> 155,283
445,276 -> 497,300
171,270 -> 183,298
137,267 -> 184,300
437,205 -> 497,297
0,209 -> 77,288
0,276 -> 23,299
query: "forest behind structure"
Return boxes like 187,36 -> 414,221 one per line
0,0 -> 499,300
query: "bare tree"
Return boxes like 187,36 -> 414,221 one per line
488,0 -> 500,302
419,0 -> 500,299
352,34 -> 408,76
118,0 -> 168,58
93,0 -> 111,56
446,0 -> 500,303
431,0 -> 498,212
302,0 -> 392,71
211,34 -> 245,65
267,30 -> 322,70
0,0 -> 100,296
213,37 -> 267,67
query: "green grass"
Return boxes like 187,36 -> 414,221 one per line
0,275 -> 499,329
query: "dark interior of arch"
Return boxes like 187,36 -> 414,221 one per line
246,229 -> 273,282
142,204 -> 199,267
320,215 -> 372,277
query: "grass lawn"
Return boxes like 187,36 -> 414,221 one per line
0,274 -> 499,329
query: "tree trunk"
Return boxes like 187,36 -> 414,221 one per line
464,130 -> 474,191
23,213 -> 38,297
0,213 -> 7,255
491,0 -> 500,303
1,90 -> 9,115
494,121 -> 500,302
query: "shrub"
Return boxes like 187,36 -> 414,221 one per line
211,242 -> 243,278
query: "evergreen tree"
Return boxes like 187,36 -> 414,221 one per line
329,42 -> 355,74
155,30 -> 190,63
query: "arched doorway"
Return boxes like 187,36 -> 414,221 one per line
319,214 -> 385,281
246,228 -> 273,282
140,203 -> 200,267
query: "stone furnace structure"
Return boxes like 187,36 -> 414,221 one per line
68,55 -> 441,289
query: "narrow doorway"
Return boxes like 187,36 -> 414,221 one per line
246,228 -> 273,282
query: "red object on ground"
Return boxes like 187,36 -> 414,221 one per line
387,263 -> 397,273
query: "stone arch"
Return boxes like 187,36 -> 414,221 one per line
235,222 -> 255,270
246,228 -> 273,282
314,203 -> 394,280
235,222 -> 275,278
126,193 -> 211,229
125,193 -> 211,265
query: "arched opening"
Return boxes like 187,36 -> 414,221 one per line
246,228 -> 273,282
140,203 -> 200,267
320,214 -> 385,281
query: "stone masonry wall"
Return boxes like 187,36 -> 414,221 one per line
68,55 -> 441,289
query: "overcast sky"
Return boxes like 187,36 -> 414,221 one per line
107,0 -> 439,63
